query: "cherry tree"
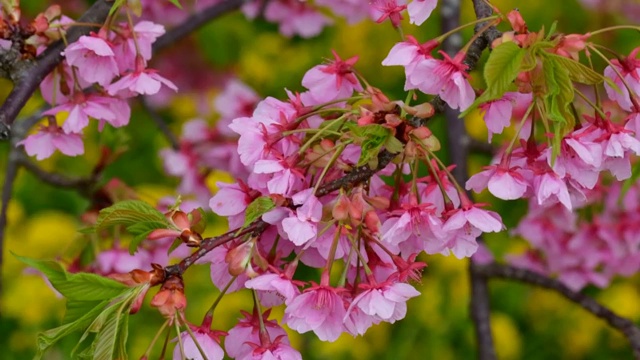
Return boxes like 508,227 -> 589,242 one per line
1,0 -> 640,358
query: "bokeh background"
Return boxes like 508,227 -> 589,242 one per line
1,0 -> 640,358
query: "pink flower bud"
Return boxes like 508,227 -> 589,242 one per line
332,193 -> 351,221
364,210 -> 381,234
150,276 -> 187,320
507,10 -> 527,33
225,241 -> 254,276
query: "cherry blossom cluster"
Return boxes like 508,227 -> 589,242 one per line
241,0 -> 437,38
18,10 -> 175,160
156,47 -> 506,359
374,8 -> 640,292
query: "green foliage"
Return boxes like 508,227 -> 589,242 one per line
15,255 -> 145,360
461,41 -> 526,117
93,200 -> 171,254
243,196 -> 276,229
545,53 -> 606,85
346,123 -> 401,168
167,0 -> 183,9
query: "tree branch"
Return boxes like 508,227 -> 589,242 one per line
164,149 -> 399,276
152,0 -> 247,54
476,263 -> 640,358
0,0 -> 114,140
0,112 -> 45,293
140,98 -> 180,150
16,152 -> 97,191
439,1 -> 503,358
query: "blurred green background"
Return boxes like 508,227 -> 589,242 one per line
1,0 -> 640,358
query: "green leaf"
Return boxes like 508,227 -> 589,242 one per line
15,255 -> 128,301
94,200 -> 169,232
63,300 -> 105,324
542,56 -> 576,163
168,0 -> 183,9
126,220 -> 171,254
243,196 -> 276,229
460,42 -> 526,117
545,53 -> 606,85
167,237 -> 183,255
72,286 -> 146,360
108,0 -> 126,16
346,123 -> 394,167
546,21 -> 558,40
35,300 -> 109,359
385,136 -> 404,154
484,42 -> 527,93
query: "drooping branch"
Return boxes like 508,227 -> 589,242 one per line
152,0 -> 247,54
476,263 -> 640,358
0,0 -> 114,140
16,153 -> 97,190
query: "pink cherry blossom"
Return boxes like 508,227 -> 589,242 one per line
173,327 -> 225,360
226,311 -> 289,359
238,338 -> 302,360
371,0 -> 407,28
17,119 -> 84,160
198,244 -> 249,293
411,51 -> 475,110
244,269 -> 302,307
283,282 -> 346,342
533,171 -> 573,210
300,50 -> 363,105
479,92 -> 532,141
380,198 -> 445,257
281,189 -> 323,245
603,47 -> 640,112
382,36 -> 439,91
43,92 -> 125,133
243,0 -> 332,38
407,0 -> 437,25
214,79 -> 259,128
63,33 -> 119,86
441,201 -> 504,258
345,279 -> 420,323
466,163 -> 529,200
108,67 -> 177,97
95,248 -> 151,275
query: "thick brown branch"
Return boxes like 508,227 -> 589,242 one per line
438,1 -> 502,358
477,263 -> 640,358
0,0 -> 114,140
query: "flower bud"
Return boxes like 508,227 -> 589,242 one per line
225,241 -> 254,276
332,193 -> 351,221
150,275 -> 187,320
410,126 -> 441,151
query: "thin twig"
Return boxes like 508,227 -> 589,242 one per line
0,0 -> 113,140
476,263 -> 640,358
140,98 -> 180,150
